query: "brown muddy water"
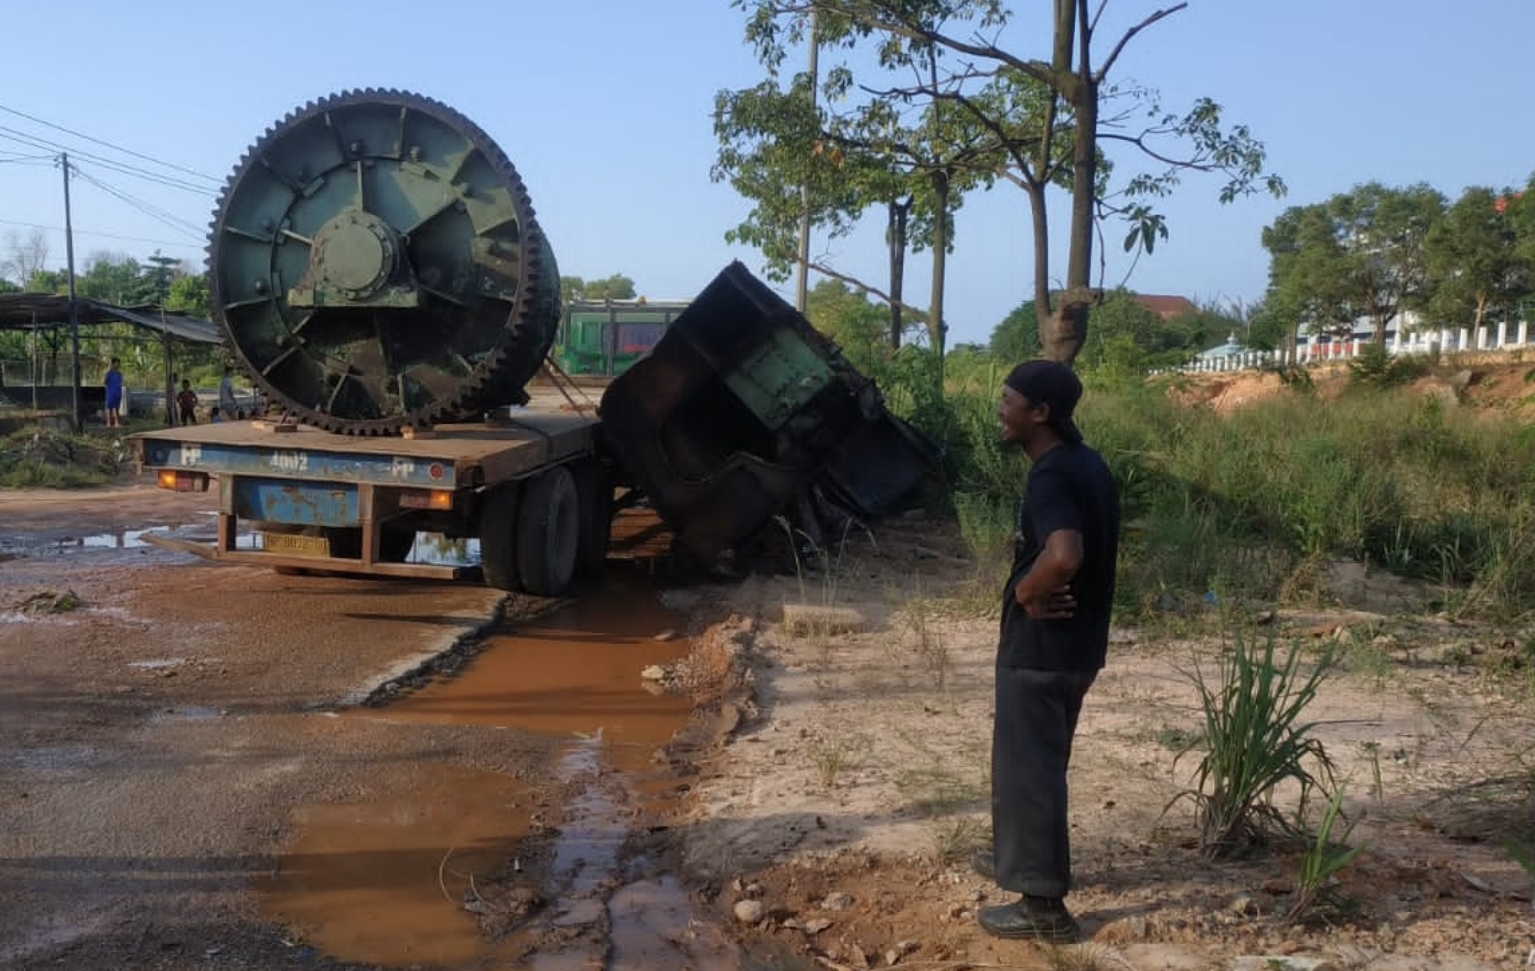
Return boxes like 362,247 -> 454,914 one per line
258,578 -> 736,969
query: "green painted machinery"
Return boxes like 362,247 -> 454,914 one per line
209,90 -> 560,435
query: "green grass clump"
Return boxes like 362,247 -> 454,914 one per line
0,426 -> 122,487
1172,633 -> 1339,859
909,360 -> 1535,621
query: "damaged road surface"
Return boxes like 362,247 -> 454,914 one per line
0,493 -> 761,970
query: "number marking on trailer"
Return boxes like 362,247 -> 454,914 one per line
269,450 -> 310,473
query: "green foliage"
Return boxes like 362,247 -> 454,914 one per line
1175,633 -> 1339,859
1424,186 -> 1529,329
1263,182 -> 1448,344
728,1 -> 1282,364
561,274 -> 637,302
805,278 -> 897,372
1346,342 -> 1427,388
0,426 -> 125,487
988,300 -> 1041,362
990,291 -> 1243,375
1287,786 -> 1365,923
932,351 -> 1535,622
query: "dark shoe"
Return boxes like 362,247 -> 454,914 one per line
977,897 -> 1081,943
971,850 -> 996,880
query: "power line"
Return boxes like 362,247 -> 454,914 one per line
71,165 -> 207,242
0,216 -> 203,250
0,101 -> 222,185
0,126 -> 216,196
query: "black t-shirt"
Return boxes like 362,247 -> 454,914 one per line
998,443 -> 1120,671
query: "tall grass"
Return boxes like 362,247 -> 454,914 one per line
895,357 -> 1535,621
1175,633 -> 1340,859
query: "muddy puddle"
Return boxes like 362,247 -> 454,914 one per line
260,577 -> 742,970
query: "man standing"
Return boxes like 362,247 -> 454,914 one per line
103,357 -> 124,429
218,365 -> 238,419
977,359 -> 1120,943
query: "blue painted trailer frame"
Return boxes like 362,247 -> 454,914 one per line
130,412 -> 602,580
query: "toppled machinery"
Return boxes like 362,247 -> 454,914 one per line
179,89 -> 933,584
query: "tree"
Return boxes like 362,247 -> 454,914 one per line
713,69 -> 942,352
804,277 -> 896,372
560,274 -> 638,302
1264,184 -> 1446,346
1262,203 -> 1356,351
734,1 -> 1283,367
166,271 -> 211,319
1329,182 -> 1445,343
989,299 -> 1041,362
1,230 -> 50,288
77,251 -> 156,305
1423,186 -> 1529,332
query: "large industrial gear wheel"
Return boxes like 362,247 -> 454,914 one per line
208,89 -> 561,435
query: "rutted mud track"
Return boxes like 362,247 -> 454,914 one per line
0,482 -> 753,970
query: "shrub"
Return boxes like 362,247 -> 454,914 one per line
1172,633 -> 1339,859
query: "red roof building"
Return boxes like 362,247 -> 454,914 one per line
1132,294 -> 1197,320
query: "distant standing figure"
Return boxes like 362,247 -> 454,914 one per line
176,379 -> 198,425
218,365 -> 238,418
210,406 -> 223,424
104,358 -> 124,428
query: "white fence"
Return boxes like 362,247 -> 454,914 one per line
1183,321 -> 1532,374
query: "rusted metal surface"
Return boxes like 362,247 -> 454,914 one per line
598,261 -> 933,564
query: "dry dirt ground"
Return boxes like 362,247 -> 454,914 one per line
668,510 -> 1535,970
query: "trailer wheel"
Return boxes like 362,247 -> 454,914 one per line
516,465 -> 580,597
574,462 -> 613,577
478,482 -> 522,592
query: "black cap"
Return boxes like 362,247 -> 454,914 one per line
1004,359 -> 1083,445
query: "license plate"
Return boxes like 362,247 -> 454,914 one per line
261,532 -> 331,557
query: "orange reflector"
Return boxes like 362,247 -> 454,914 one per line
157,470 -> 209,492
400,489 -> 454,511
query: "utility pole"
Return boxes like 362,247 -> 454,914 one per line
61,152 -> 82,432
794,8 -> 819,314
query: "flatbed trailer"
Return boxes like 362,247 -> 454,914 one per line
131,410 -> 613,596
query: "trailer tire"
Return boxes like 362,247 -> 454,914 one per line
516,465 -> 580,597
478,482 -> 522,592
574,462 -> 612,577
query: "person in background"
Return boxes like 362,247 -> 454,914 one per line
176,379 -> 198,426
218,365 -> 237,418
210,406 -> 223,424
104,357 -> 124,429
976,359 -> 1121,944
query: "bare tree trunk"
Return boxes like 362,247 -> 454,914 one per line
887,198 -> 910,349
1047,0 -> 1098,365
927,170 -> 950,377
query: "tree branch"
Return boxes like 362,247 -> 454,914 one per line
1094,3 -> 1188,84
805,259 -> 928,321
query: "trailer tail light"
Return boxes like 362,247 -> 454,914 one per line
400,489 -> 453,511
157,470 -> 209,492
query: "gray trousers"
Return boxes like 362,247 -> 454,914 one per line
991,665 -> 1098,898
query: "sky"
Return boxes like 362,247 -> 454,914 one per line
1,1 -> 1532,348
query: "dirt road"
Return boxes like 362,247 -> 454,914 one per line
0,481 -> 739,970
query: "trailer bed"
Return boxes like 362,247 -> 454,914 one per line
131,411 -> 604,582
135,412 -> 600,491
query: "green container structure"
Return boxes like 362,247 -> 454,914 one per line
557,300 -> 690,377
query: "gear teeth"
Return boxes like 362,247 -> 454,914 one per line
208,90 -> 560,436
